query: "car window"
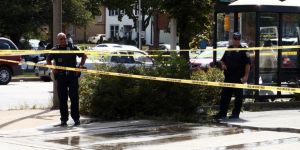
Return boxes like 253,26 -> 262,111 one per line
111,52 -> 134,63
159,45 -> 166,50
96,45 -> 107,47
0,40 -> 15,50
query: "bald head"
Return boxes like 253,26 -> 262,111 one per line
57,32 -> 67,47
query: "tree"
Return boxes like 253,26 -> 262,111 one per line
161,0 -> 216,61
102,0 -> 216,61
0,0 -> 102,47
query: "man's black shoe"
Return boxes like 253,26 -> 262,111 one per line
60,121 -> 67,127
213,115 -> 227,121
228,115 -> 239,119
74,120 -> 80,126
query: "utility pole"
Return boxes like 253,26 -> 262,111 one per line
170,18 -> 177,50
52,0 -> 62,109
138,0 -> 142,50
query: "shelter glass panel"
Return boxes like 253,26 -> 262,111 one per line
259,13 -> 279,96
281,14 -> 300,95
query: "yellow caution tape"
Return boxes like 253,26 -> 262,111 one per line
190,51 -> 297,58
0,47 -> 299,58
0,44 -> 300,55
145,45 -> 300,52
1,58 -> 299,93
0,50 -> 171,57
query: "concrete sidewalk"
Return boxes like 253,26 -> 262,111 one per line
0,109 -> 300,150
221,109 -> 300,132
1,109 -> 299,132
0,109 -> 92,131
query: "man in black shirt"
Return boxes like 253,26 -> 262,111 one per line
47,32 -> 87,126
215,32 -> 251,120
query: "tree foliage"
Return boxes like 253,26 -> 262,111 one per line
0,0 -> 102,46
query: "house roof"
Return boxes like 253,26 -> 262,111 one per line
217,0 -> 300,13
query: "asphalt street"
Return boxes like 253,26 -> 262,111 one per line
0,81 -> 52,110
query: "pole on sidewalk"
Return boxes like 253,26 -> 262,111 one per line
170,18 -> 177,50
52,0 -> 62,109
138,0 -> 142,50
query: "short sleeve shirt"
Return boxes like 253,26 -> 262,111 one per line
221,45 -> 251,80
47,45 -> 84,68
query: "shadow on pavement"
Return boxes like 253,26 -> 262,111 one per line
0,110 -> 52,129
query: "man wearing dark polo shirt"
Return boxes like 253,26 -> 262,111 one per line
47,32 -> 87,126
215,32 -> 251,120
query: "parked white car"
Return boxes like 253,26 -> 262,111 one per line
190,41 -> 249,70
92,44 -> 139,51
92,43 -> 122,51
35,49 -> 153,81
159,44 -> 180,52
87,34 -> 106,44
190,50 -> 225,70
35,58 -> 101,82
99,49 -> 153,68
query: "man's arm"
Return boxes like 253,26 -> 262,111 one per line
220,61 -> 227,70
241,64 -> 250,83
46,55 -> 52,65
78,54 -> 87,67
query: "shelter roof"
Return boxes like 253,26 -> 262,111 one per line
217,0 -> 300,13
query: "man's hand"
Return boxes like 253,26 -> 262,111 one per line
221,62 -> 227,70
241,76 -> 248,84
52,69 -> 58,74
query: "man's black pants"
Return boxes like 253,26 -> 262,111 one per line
218,87 -> 243,117
56,73 -> 80,122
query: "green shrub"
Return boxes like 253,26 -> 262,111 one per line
79,56 -> 224,122
191,68 -> 224,113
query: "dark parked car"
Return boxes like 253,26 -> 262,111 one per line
0,37 -> 22,85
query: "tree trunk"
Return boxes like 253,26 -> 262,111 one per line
153,10 -> 159,50
178,24 -> 191,79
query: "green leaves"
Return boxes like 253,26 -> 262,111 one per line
0,0 -> 102,43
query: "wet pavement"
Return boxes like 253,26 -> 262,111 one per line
1,117 -> 300,150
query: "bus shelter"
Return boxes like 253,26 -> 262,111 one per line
214,0 -> 300,101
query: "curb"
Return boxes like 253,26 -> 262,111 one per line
11,77 -> 42,82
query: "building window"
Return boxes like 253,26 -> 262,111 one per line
109,9 -> 125,16
109,9 -> 119,16
110,25 -> 119,39
109,9 -> 124,16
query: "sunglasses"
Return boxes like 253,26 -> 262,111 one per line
233,37 -> 241,40
59,37 -> 66,41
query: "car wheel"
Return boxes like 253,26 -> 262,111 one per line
0,66 -> 12,85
